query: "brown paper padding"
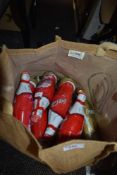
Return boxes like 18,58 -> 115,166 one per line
0,40 -> 117,173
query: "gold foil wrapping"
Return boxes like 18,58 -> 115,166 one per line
83,101 -> 98,139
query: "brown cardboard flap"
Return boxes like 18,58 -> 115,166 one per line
39,140 -> 116,174
0,112 -> 41,161
0,48 -> 15,103
93,143 -> 116,164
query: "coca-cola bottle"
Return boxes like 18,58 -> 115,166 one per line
13,71 -> 33,128
44,78 -> 76,138
58,90 -> 86,142
31,72 -> 57,139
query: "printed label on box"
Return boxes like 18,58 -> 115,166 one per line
68,50 -> 85,60
63,143 -> 85,151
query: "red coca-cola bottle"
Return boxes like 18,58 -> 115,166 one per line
31,72 -> 57,139
13,71 -> 33,128
58,90 -> 86,142
34,72 -> 57,109
44,78 -> 76,138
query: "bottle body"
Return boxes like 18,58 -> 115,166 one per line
13,72 -> 33,128
58,90 -> 86,142
58,113 -> 84,142
44,79 -> 75,138
31,72 -> 57,139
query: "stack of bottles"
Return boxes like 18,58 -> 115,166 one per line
13,71 -> 98,144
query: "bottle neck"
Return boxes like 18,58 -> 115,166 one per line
20,72 -> 30,85
43,74 -> 57,83
77,93 -> 86,105
21,72 -> 30,81
16,72 -> 32,95
69,93 -> 86,115
16,82 -> 32,95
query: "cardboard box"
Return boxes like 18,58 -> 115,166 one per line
0,40 -> 117,174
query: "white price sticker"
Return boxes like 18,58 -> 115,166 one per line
68,50 -> 85,60
63,143 -> 85,151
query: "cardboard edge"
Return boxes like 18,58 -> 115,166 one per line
0,111 -> 42,162
39,140 -> 117,174
5,39 -> 117,60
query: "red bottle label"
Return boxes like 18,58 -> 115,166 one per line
59,114 -> 84,142
13,94 -> 33,127
50,82 -> 74,117
31,110 -> 47,139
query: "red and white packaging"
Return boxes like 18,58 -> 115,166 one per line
58,90 -> 86,142
44,78 -> 76,138
34,72 -> 57,109
31,109 -> 47,139
31,72 -> 57,139
13,71 -> 33,128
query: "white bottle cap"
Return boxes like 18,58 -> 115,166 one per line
21,72 -> 30,81
43,72 -> 57,83
77,93 -> 86,102
77,90 -> 86,102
